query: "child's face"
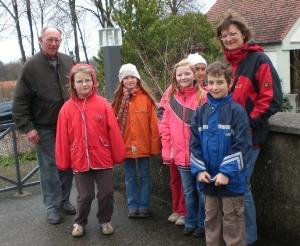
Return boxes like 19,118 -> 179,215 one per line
176,65 -> 195,88
122,76 -> 138,90
207,73 -> 230,99
194,63 -> 206,81
74,71 -> 93,99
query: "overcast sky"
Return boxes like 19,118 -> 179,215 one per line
0,0 -> 216,64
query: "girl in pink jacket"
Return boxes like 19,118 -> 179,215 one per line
159,59 -> 207,237
55,64 -> 125,238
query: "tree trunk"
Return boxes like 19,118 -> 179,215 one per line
69,0 -> 80,62
12,0 -> 26,63
26,0 -> 35,55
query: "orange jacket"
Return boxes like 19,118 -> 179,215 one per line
122,90 -> 161,158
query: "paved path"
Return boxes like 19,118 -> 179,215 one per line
0,186 -> 204,246
0,186 -> 283,246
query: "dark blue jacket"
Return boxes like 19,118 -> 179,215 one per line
190,94 -> 252,195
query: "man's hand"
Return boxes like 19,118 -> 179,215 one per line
214,173 -> 229,186
26,129 -> 40,144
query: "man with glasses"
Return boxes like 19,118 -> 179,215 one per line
13,26 -> 75,225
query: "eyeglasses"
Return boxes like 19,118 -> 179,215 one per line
75,79 -> 93,85
220,32 -> 239,40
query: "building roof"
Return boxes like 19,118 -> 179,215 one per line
207,0 -> 300,44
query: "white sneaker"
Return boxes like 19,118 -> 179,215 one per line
101,222 -> 114,235
72,223 -> 84,237
168,212 -> 180,223
175,216 -> 185,226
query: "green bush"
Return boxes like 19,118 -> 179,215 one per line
281,94 -> 293,112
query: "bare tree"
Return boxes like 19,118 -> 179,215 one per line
0,0 -> 26,63
77,0 -> 115,27
68,0 -> 80,62
25,0 -> 34,55
162,0 -> 202,15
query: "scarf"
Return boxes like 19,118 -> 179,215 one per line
117,87 -> 139,134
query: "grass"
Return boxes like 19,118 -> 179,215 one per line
0,150 -> 39,188
0,149 -> 37,167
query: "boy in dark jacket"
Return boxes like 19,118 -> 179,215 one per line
190,61 -> 252,246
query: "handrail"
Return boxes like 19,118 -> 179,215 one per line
0,123 -> 39,194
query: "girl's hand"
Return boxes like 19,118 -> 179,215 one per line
197,171 -> 212,183
214,173 -> 229,186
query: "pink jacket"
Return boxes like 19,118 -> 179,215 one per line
159,86 -> 207,167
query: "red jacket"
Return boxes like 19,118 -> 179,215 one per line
159,87 -> 207,166
56,92 -> 125,172
122,89 -> 161,158
225,42 -> 283,146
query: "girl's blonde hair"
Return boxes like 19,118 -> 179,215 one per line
69,63 -> 98,98
169,59 -> 204,104
111,77 -> 157,114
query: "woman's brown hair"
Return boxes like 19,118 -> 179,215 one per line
216,10 -> 252,50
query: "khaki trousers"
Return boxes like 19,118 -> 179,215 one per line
205,195 -> 246,246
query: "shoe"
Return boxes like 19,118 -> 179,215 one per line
128,210 -> 139,219
183,227 -> 195,236
101,222 -> 114,235
138,210 -> 150,218
61,202 -> 76,215
47,209 -> 61,225
175,216 -> 185,226
168,213 -> 180,223
72,224 -> 85,237
192,227 -> 205,238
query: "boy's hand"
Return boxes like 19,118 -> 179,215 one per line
197,171 -> 213,183
214,173 -> 229,186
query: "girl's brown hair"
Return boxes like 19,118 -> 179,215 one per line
216,10 -> 252,50
111,77 -> 157,114
169,59 -> 204,104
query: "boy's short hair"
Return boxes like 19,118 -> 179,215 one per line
206,61 -> 232,85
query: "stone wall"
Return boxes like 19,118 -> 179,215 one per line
113,112 -> 300,244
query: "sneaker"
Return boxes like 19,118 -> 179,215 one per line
183,227 -> 195,236
72,224 -> 84,237
128,210 -> 139,219
47,209 -> 61,225
168,213 -> 180,223
101,222 -> 114,235
61,202 -> 76,215
192,227 -> 205,238
175,216 -> 185,226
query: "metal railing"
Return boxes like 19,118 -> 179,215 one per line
0,123 -> 39,194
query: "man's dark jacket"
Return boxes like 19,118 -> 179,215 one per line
12,52 -> 74,133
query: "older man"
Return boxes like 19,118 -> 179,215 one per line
12,26 -> 75,224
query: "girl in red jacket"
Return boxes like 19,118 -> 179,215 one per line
112,63 -> 161,218
55,64 -> 125,237
159,59 -> 207,237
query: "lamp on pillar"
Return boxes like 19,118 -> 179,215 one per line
99,27 -> 122,99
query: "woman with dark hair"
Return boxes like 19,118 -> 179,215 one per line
216,10 -> 282,246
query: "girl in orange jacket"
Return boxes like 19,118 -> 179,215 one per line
112,63 -> 161,218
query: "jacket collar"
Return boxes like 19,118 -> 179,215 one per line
224,41 -> 264,65
207,93 -> 232,107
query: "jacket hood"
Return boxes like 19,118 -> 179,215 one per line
69,63 -> 98,99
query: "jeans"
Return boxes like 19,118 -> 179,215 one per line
124,157 -> 150,211
179,168 -> 205,229
36,128 -> 73,211
244,147 -> 260,244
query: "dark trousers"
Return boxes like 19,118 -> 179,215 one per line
74,169 -> 113,226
